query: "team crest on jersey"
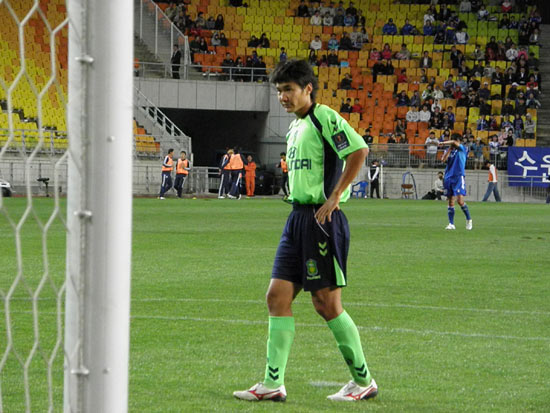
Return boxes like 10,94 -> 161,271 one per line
332,132 -> 350,151
306,259 -> 321,280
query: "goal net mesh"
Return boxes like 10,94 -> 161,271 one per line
0,0 -> 70,410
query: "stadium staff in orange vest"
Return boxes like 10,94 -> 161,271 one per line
159,148 -> 174,199
174,151 -> 191,198
276,151 -> 289,199
218,148 -> 233,198
482,159 -> 501,202
228,148 -> 247,199
244,154 -> 257,197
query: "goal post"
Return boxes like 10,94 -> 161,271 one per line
64,0 -> 133,411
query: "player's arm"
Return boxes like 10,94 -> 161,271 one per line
315,147 -> 368,224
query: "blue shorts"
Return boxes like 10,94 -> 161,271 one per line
272,204 -> 349,292
444,176 -> 466,197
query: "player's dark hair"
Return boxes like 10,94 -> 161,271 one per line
168,148 -> 174,154
181,151 -> 186,155
280,152 -> 286,156
451,133 -> 461,142
270,59 -> 318,101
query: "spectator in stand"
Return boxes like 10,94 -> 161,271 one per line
470,44 -> 485,61
517,46 -> 529,61
195,11 -> 206,28
526,92 -> 541,109
221,52 -> 234,80
477,4 -> 489,20
308,50 -> 318,66
340,73 -> 353,90
322,12 -> 334,26
445,106 -> 455,124
335,1 -> 346,16
279,47 -> 287,63
453,85 -> 464,101
211,32 -> 221,47
506,43 -> 519,61
477,116 -> 489,131
421,84 -> 434,102
424,7 -> 436,26
443,75 -> 455,93
455,27 -> 470,44
527,74 -> 539,94
189,35 -> 201,56
513,114 -> 524,138
419,104 -> 431,123
488,115 -> 499,131
346,1 -> 357,17
339,32 -> 353,50
423,20 -> 435,36
431,98 -> 442,113
401,19 -> 415,35
248,35 -> 259,48
499,14 -> 511,29
340,98 -> 352,113
333,9 -> 345,26
529,28 -> 540,45
396,90 -> 410,107
219,32 -> 228,46
310,35 -> 322,51
310,10 -> 322,25
352,28 -> 369,50
425,131 -> 439,166
382,18 -> 397,35
383,59 -> 394,75
501,99 -> 514,117
214,14 -> 224,30
344,13 -> 355,27
433,85 -> 444,101
508,15 -> 519,29
478,82 -> 491,100
171,44 -> 182,79
527,52 -> 539,71
259,33 -> 270,48
488,135 -> 500,164
381,43 -> 392,60
395,44 -> 411,60
370,47 -> 381,61
459,0 -> 472,12
355,9 -> 365,27
419,69 -> 428,84
420,51 -> 432,68
410,90 -> 421,107
431,106 -> 443,128
327,50 -> 339,66
318,55 -> 328,67
479,97 -> 492,116
406,106 -> 420,122
205,16 -> 216,30
254,56 -> 267,82
297,0 -> 310,17
524,113 -> 536,139
501,115 -> 513,131
233,56 -> 244,81
501,0 -> 513,13
516,66 -> 529,85
328,34 -> 339,50
351,98 -> 362,114
397,69 -> 408,84
395,118 -> 406,135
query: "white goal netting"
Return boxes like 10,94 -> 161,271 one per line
0,0 -> 133,411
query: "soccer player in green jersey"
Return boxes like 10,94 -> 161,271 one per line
233,59 -> 377,403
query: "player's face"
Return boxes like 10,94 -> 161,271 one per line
276,81 -> 313,117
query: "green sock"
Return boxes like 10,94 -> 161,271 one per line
327,310 -> 371,386
263,316 -> 295,388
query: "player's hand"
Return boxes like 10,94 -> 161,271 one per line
315,195 -> 340,225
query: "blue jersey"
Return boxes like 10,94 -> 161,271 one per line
444,144 -> 468,180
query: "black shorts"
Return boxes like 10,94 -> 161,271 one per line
271,204 -> 350,292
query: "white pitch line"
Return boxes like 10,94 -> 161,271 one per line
130,314 -> 550,342
134,297 -> 550,317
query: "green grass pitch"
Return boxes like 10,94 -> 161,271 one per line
1,197 -> 549,412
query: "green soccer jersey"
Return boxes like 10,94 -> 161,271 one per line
285,103 -> 368,205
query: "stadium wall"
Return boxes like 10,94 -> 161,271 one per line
1,157 -> 547,203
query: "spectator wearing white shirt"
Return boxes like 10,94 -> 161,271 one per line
406,106 -> 420,122
433,85 -> 444,101
455,28 -> 469,44
310,35 -> 323,51
459,0 -> 471,12
419,105 -> 431,123
310,10 -> 322,26
322,12 -> 334,26
506,44 -> 518,61
425,131 -> 439,167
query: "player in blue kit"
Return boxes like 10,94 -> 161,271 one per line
439,133 -> 472,230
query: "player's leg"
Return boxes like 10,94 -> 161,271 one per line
446,193 -> 456,229
159,173 -> 167,198
456,193 -> 472,229
493,184 -> 501,202
174,175 -> 182,197
482,182 -> 493,201
234,214 -> 302,402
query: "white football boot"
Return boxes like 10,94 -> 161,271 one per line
466,219 -> 473,230
327,379 -> 378,401
233,382 -> 287,402
445,223 -> 456,230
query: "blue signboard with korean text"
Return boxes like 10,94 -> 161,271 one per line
507,147 -> 550,187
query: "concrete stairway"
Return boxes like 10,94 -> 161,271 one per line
534,24 -> 550,147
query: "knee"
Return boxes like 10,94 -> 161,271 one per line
266,289 -> 291,315
311,296 -> 341,321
